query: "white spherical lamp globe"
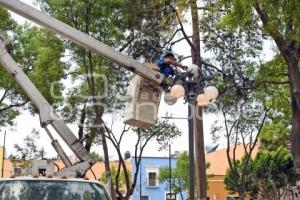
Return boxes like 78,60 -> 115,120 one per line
187,64 -> 199,77
197,93 -> 209,106
204,86 -> 219,100
170,84 -> 185,99
164,92 -> 177,105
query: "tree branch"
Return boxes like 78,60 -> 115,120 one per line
201,60 -> 225,74
0,90 -> 9,104
223,108 -> 239,185
0,101 -> 28,113
104,125 -> 131,196
119,31 -> 135,52
178,56 -> 192,62
171,36 -> 192,46
254,4 -> 290,58
172,7 -> 195,50
163,28 -> 182,49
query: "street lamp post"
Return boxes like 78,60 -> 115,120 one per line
165,64 -> 218,200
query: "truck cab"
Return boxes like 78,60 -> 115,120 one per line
0,177 -> 112,200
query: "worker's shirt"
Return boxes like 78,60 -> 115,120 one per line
156,58 -> 175,77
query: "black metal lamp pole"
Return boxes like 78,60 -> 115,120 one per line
188,102 -> 195,200
170,66 -> 216,200
176,71 -> 208,200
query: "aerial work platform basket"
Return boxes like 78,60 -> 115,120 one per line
123,63 -> 162,129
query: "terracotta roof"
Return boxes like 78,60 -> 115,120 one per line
206,144 -> 259,176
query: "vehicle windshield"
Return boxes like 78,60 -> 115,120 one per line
0,180 -> 110,200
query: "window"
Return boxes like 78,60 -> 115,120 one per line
146,167 -> 159,187
141,195 -> 149,200
148,172 -> 157,186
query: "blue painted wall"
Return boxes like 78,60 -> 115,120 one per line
132,157 -> 187,200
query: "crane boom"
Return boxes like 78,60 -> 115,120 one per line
0,0 -> 165,85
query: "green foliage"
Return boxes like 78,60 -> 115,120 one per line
259,122 -> 290,151
159,151 -> 189,195
0,8 -> 65,127
12,25 -> 66,105
135,119 -> 183,151
224,157 -> 258,198
217,0 -> 300,41
90,151 -> 103,162
0,8 -> 19,127
10,129 -> 46,170
122,0 -> 181,60
159,151 -> 211,197
0,7 -> 16,33
100,164 -> 132,194
252,147 -> 296,198
224,147 -> 297,199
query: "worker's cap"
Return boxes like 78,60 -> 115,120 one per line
163,52 -> 175,58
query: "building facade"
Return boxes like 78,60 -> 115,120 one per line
132,157 -> 187,200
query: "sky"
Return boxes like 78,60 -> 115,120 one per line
1,0 -> 275,160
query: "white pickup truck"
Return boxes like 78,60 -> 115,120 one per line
0,177 -> 112,200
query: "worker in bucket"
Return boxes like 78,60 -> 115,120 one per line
156,52 -> 187,77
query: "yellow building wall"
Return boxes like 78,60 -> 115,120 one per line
0,146 -> 4,177
207,175 -> 227,200
207,175 -> 249,200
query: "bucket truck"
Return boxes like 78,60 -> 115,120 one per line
0,0 -> 167,188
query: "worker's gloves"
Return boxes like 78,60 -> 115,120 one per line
5,43 -> 13,54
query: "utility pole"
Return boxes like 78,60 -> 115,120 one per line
2,131 -> 6,177
191,0 -> 207,199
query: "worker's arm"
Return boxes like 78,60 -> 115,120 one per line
164,58 -> 188,70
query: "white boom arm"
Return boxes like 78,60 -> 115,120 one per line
0,39 -> 93,177
0,0 -> 164,85
0,0 -> 166,177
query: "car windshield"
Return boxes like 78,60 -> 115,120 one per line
0,180 -> 110,200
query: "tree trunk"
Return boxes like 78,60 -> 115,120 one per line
190,0 -> 208,199
254,3 -> 300,173
279,55 -> 300,173
291,93 -> 300,173
286,56 -> 300,173
238,188 -> 245,200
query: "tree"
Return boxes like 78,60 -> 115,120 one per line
0,8 -> 21,128
100,165 -> 132,196
205,0 -> 300,173
159,151 -> 189,200
252,147 -> 297,199
104,119 -> 182,200
90,151 -> 103,162
220,102 -> 270,199
0,9 -> 66,136
225,147 -> 297,200
10,129 -> 46,173
159,151 -> 213,199
224,156 -> 258,199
